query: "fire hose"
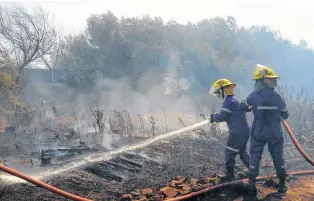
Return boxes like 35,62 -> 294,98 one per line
0,164 -> 92,201
282,120 -> 314,166
166,120 -> 314,201
0,120 -> 313,201
0,120 -> 211,201
166,170 -> 314,201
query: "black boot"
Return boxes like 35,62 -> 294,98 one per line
219,166 -> 235,183
226,165 -> 235,181
243,177 -> 257,201
278,176 -> 288,193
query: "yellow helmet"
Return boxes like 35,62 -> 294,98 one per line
209,78 -> 236,95
253,64 -> 279,80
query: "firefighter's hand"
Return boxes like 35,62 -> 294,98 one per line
240,101 -> 252,112
247,106 -> 253,112
209,114 -> 215,123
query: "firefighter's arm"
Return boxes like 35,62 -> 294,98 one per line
240,93 -> 253,112
211,100 -> 233,123
279,95 -> 289,119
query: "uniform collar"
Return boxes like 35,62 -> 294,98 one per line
223,94 -> 234,101
260,86 -> 274,91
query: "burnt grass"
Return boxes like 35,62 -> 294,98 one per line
0,132 -> 313,201
0,133 -> 226,201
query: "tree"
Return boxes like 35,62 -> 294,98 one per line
56,11 -> 314,95
0,4 -> 57,81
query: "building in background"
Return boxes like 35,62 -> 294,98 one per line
22,68 -> 66,83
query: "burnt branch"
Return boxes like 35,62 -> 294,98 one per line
89,105 -> 105,134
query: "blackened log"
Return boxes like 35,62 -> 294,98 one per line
86,166 -> 123,182
117,156 -> 143,168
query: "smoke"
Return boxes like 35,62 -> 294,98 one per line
22,62 -> 205,150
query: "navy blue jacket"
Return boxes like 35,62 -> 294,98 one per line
241,87 -> 289,140
214,95 -> 250,135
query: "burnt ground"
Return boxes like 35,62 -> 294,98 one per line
0,132 -> 313,201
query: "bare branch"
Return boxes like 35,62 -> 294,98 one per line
0,4 -> 57,79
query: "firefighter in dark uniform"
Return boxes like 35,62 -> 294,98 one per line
241,64 -> 289,199
209,78 -> 250,181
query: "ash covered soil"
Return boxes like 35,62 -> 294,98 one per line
0,133 -> 313,201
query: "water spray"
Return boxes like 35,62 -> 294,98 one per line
38,119 -> 210,178
0,120 -> 210,200
1,119 -> 314,201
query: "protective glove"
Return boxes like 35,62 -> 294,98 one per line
240,101 -> 252,112
246,106 -> 253,112
209,114 -> 215,123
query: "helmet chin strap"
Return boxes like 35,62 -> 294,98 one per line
221,89 -> 225,100
217,88 -> 225,101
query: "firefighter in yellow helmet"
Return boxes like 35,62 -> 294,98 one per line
209,78 -> 250,182
253,64 -> 279,90
241,64 -> 289,199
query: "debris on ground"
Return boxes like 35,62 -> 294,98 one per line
0,133 -> 314,201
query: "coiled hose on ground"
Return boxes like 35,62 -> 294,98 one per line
0,120 -> 312,201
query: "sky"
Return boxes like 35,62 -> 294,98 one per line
1,0 -> 314,47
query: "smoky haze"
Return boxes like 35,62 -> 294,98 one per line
23,66 -> 218,149
18,9 -> 314,150
1,6 -> 314,193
